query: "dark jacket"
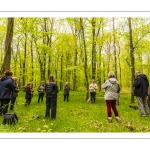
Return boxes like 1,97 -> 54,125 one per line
45,82 -> 58,98
0,76 -> 16,99
25,86 -> 33,99
64,85 -> 70,95
133,74 -> 149,97
12,83 -> 19,98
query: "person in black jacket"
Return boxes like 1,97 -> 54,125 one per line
0,70 -> 16,115
10,77 -> 19,111
25,83 -> 34,106
45,74 -> 58,119
133,71 -> 150,117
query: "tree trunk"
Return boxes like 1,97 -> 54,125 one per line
22,33 -> 27,87
80,18 -> 89,101
128,17 -> 135,103
30,40 -> 34,83
73,19 -> 78,91
118,45 -> 122,88
91,18 -> 96,80
113,18 -> 117,78
0,18 -> 14,75
60,55 -> 63,90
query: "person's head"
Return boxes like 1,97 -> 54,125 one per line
4,70 -> 13,77
92,79 -> 95,83
40,81 -> 44,85
65,82 -> 69,86
108,71 -> 115,78
12,77 -> 18,83
49,74 -> 55,82
27,82 -> 31,87
135,71 -> 141,77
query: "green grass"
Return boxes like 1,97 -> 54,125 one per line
0,91 -> 150,132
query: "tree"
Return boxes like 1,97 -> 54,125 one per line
128,17 -> 135,103
79,18 -> 89,100
0,18 -> 14,75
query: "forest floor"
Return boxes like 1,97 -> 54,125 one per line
0,91 -> 150,133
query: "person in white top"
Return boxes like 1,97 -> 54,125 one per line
89,79 -> 98,103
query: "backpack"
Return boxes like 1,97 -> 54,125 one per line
3,113 -> 18,125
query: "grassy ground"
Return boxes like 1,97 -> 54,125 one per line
0,90 -> 150,132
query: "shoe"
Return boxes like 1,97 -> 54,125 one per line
116,117 -> 121,122
108,119 -> 112,123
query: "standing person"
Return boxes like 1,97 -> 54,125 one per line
101,71 -> 121,123
37,81 -> 45,103
0,70 -> 16,115
10,77 -> 19,111
45,74 -> 58,119
64,82 -> 70,102
89,79 -> 98,103
133,71 -> 150,117
25,83 -> 34,106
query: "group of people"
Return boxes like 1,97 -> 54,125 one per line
88,71 -> 150,123
0,69 -> 150,123
0,70 -> 69,120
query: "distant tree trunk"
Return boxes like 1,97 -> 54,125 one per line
97,19 -> 104,91
91,18 -> 96,80
0,18 -> 14,75
128,17 -> 135,103
30,40 -> 34,82
60,55 -> 63,90
22,33 -> 27,87
97,45 -> 102,92
73,19 -> 78,91
107,38 -> 111,74
68,18 -> 78,91
46,18 -> 54,79
73,40 -> 77,91
12,39 -> 19,76
118,45 -> 122,88
113,18 -> 117,78
80,18 -> 89,100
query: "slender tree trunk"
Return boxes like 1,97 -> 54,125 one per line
107,40 -> 111,74
22,33 -> 27,87
73,43 -> 77,91
73,20 -> 78,91
118,45 -> 122,88
128,17 -> 135,103
13,41 -> 19,76
91,18 -> 96,80
97,20 -> 104,91
60,55 -> 63,90
113,18 -> 117,78
80,18 -> 89,101
0,18 -> 14,75
30,40 -> 34,82
47,18 -> 54,78
98,46 -> 102,92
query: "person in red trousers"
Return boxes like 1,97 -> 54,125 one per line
101,71 -> 121,123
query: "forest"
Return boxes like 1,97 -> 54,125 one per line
0,17 -> 150,102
